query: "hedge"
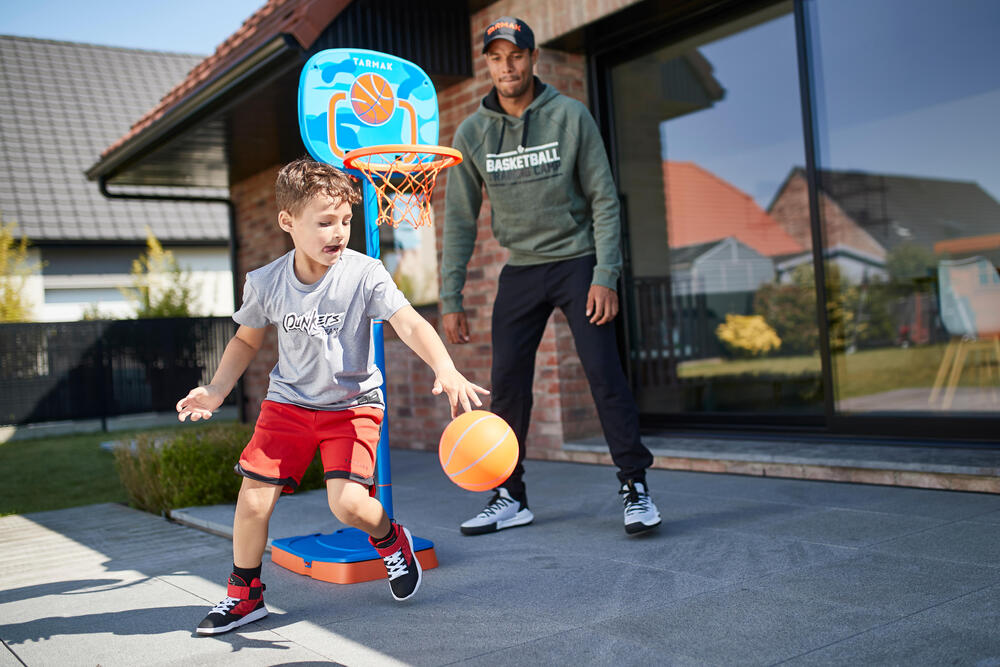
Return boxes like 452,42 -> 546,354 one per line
114,422 -> 326,514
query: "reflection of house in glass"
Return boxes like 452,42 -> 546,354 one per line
768,167 -> 1000,283
670,238 -> 774,296
663,161 -> 804,295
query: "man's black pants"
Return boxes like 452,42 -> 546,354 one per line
490,255 -> 654,500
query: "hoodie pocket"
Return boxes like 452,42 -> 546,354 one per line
493,205 -> 590,256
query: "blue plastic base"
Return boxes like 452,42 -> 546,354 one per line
272,527 -> 434,564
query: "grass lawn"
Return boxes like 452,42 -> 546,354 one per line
678,343 -> 991,400
0,422 -> 234,517
0,431 -> 127,516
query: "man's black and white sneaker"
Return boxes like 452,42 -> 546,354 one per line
196,573 -> 268,635
460,488 -> 534,535
370,521 -> 422,601
620,480 -> 661,535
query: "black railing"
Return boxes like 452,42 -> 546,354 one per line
0,318 -> 236,426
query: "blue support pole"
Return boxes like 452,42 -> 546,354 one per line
363,180 -> 394,519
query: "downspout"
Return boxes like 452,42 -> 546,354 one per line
97,177 -> 246,423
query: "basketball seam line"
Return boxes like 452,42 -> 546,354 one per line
447,428 -> 513,478
441,415 -> 494,468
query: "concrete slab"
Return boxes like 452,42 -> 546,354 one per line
868,520 -> 1000,567
784,584 -> 1000,665
595,585 -> 891,665
4,449 -> 1000,665
740,507 -> 947,547
742,551 -> 1000,616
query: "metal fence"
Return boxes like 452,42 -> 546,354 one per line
0,318 -> 236,426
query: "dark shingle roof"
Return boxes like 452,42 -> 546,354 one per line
0,36 -> 229,243
773,167 -> 1000,253
818,170 -> 1000,251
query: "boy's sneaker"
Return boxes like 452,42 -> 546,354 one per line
370,522 -> 422,601
460,487 -> 534,535
620,480 -> 661,535
196,573 -> 268,635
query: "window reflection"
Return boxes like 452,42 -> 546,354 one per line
614,3 -> 822,416
379,193 -> 439,306
808,0 -> 1000,413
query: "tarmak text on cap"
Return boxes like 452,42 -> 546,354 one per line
482,16 -> 535,53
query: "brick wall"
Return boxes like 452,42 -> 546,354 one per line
230,165 -> 289,418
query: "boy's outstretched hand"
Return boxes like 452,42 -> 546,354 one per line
432,368 -> 490,418
176,385 -> 225,422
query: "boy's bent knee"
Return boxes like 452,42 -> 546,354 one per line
326,479 -> 377,527
236,478 -> 282,518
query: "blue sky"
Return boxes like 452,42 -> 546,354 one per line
0,0 -> 265,54
659,0 -> 1000,206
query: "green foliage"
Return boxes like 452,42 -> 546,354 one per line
753,264 -> 820,355
754,263 -> 876,354
0,218 -> 41,322
121,230 -> 198,318
81,303 -> 111,320
886,242 -> 935,284
114,422 -> 326,514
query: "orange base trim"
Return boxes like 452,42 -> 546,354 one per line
271,546 -> 438,584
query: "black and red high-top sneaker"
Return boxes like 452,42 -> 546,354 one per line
369,521 -> 422,601
196,573 -> 268,635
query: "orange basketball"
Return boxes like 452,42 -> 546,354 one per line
439,411 -> 518,492
350,72 -> 395,125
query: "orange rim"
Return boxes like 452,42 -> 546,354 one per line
343,144 -> 463,173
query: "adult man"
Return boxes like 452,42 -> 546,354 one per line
441,16 -> 661,536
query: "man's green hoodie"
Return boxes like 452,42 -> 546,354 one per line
440,79 -> 622,315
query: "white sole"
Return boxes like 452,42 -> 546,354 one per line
196,605 -> 268,635
461,509 -> 534,535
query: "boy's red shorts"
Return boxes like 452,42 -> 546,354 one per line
235,400 -> 383,494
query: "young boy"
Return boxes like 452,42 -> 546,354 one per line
176,157 -> 488,635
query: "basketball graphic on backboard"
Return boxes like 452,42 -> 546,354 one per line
298,48 -> 440,169
350,72 -> 396,125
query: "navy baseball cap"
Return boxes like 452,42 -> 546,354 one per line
482,16 -> 535,53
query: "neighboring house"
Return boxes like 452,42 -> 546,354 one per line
0,36 -> 232,322
768,167 -> 1000,283
662,161 -> 805,257
670,237 -> 775,296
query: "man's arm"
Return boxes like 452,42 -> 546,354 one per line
576,107 -> 624,325
176,325 -> 266,421
388,305 -> 489,417
441,130 -> 484,343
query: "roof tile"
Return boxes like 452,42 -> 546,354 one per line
0,35 -> 229,243
664,161 -> 805,257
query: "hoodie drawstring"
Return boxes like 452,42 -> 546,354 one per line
494,108 -> 532,155
520,109 -> 531,150
495,120 -> 506,154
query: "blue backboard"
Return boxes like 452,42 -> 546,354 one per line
298,48 -> 440,169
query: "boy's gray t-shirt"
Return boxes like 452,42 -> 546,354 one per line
233,249 -> 409,410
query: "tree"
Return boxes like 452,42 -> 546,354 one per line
886,242 -> 935,285
121,230 -> 198,318
753,263 -> 865,355
0,219 -> 40,322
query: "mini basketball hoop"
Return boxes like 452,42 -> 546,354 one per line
344,144 -> 462,229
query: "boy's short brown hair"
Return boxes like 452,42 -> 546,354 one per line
275,158 -> 361,216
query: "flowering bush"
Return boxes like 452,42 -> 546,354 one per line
716,314 -> 782,357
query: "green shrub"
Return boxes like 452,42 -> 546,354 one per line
114,422 -> 326,514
